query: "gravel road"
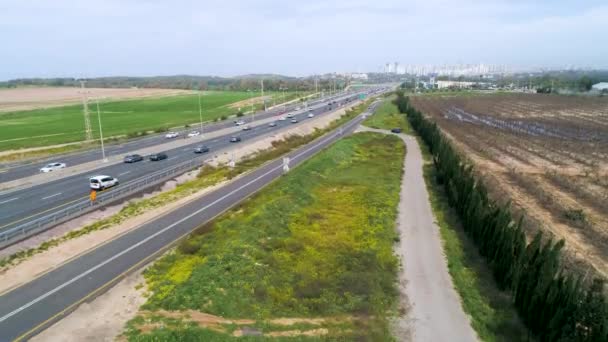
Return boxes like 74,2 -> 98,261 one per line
357,126 -> 477,342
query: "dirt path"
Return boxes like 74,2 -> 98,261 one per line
357,126 -> 477,342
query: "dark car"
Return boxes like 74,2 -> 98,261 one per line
230,136 -> 242,143
391,128 -> 402,134
194,145 -> 210,154
123,154 -> 143,163
149,152 -> 168,161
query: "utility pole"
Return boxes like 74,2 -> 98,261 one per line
80,80 -> 93,142
198,91 -> 204,136
95,99 -> 107,162
261,79 -> 265,111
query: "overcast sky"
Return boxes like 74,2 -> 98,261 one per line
1,0 -> 606,80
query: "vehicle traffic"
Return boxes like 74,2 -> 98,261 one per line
165,132 -> 179,139
187,131 -> 200,138
307,113 -> 315,118
194,145 -> 210,153
278,116 -> 287,121
235,120 -> 245,126
291,118 -> 298,123
391,128 -> 402,134
230,136 -> 242,143
149,152 -> 168,161
269,121 -> 277,127
123,154 -> 143,163
89,175 -> 118,190
39,162 -> 66,173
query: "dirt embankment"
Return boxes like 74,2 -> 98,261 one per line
0,87 -> 193,112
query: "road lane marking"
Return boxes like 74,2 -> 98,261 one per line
0,113 -> 364,327
118,171 -> 131,176
0,197 -> 19,205
41,193 -> 62,200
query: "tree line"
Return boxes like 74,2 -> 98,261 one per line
0,75 -> 347,92
393,91 -> 607,341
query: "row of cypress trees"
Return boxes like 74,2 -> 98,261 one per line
394,92 -> 607,341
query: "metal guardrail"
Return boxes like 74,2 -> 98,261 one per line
0,156 -> 207,248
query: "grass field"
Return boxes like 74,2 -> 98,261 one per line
363,98 -> 412,133
0,91 -> 309,152
123,132 -> 405,341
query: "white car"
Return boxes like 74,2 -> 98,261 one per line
286,113 -> 295,118
89,175 -> 118,190
307,113 -> 315,118
187,131 -> 200,138
235,120 -> 245,126
165,132 -> 179,139
278,116 -> 287,121
242,125 -> 251,131
39,162 -> 66,173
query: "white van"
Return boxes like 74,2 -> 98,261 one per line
89,175 -> 119,190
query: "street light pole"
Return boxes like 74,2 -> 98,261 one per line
95,99 -> 107,162
198,91 -> 204,136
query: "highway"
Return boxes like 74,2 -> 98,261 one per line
0,91 -> 375,237
0,100 -> 382,341
0,93 -> 354,184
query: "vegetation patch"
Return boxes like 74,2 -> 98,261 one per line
363,97 -> 412,133
124,132 -> 405,341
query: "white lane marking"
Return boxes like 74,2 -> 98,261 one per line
41,193 -> 62,200
0,197 -> 19,205
118,171 -> 131,176
0,115 -> 362,324
182,148 -> 190,151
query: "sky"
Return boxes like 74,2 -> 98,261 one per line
1,0 -> 607,80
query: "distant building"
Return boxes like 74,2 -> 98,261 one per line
436,80 -> 475,89
591,82 -> 608,92
350,73 -> 368,80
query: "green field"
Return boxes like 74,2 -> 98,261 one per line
124,132 -> 405,341
363,98 -> 412,133
0,91 -> 310,152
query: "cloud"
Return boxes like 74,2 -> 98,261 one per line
0,0 -> 606,79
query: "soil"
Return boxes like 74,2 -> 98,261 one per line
411,94 -> 608,279
0,87 -> 192,112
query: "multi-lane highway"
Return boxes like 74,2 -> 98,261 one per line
0,90 -> 377,238
0,93 -> 352,184
0,99 -> 382,341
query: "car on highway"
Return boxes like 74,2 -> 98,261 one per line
235,120 -> 245,126
242,125 -> 251,131
123,154 -> 143,163
194,145 -> 210,154
165,132 -> 179,139
149,152 -> 168,161
307,113 -> 315,118
291,118 -> 298,123
391,128 -> 402,134
89,175 -> 118,190
278,116 -> 287,121
286,113 -> 295,118
308,108 -> 314,112
39,162 -> 66,173
230,136 -> 242,143
187,131 -> 200,138
269,121 -> 277,127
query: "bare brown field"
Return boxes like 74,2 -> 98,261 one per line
411,93 -> 608,278
0,87 -> 193,112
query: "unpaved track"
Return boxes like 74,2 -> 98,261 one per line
357,126 -> 477,342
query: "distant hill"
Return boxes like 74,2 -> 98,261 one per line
0,74 -> 346,92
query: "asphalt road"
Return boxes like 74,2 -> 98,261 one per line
0,101 -> 381,341
0,91 -> 377,235
0,92 -> 356,183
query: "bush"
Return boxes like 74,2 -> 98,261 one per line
236,111 -> 244,117
220,115 -> 227,120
